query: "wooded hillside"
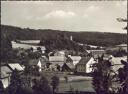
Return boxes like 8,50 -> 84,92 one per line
1,25 -> 127,47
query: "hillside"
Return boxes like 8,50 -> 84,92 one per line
1,24 -> 127,47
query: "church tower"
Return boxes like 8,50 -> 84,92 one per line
70,35 -> 73,41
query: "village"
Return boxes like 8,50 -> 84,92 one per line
1,38 -> 127,93
1,1 -> 127,94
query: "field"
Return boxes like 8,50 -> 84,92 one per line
58,79 -> 94,92
41,71 -> 94,92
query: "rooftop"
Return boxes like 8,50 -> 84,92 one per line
8,63 -> 24,71
116,44 -> 127,47
77,57 -> 91,65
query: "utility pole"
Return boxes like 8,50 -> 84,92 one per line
117,18 -> 127,62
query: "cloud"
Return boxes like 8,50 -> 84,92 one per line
86,5 -> 100,13
83,5 -> 100,18
44,10 -> 76,19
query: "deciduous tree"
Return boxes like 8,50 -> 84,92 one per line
51,75 -> 60,94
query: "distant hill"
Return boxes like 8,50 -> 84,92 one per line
1,24 -> 127,47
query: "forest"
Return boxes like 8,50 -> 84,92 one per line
1,24 -> 127,46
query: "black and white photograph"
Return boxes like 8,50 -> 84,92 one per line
0,0 -> 128,94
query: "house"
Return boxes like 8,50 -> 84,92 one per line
87,50 -> 105,59
75,57 -> 96,73
49,56 -> 66,71
88,45 -> 98,49
61,56 -> 75,72
109,56 -> 127,73
116,44 -> 127,52
62,63 -> 75,72
49,50 -> 67,56
106,44 -> 127,55
54,50 -> 66,56
31,45 -> 46,53
1,65 -> 12,88
68,55 -> 81,66
28,56 -> 49,71
49,56 -> 66,66
87,50 -> 105,56
8,63 -> 24,71
49,54 -> 78,71
1,63 -> 24,88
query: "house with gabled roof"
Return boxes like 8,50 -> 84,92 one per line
1,63 -> 24,88
62,63 -> 75,72
28,56 -> 50,71
8,63 -> 24,71
1,65 -> 12,88
75,57 -> 96,73
109,56 -> 127,73
116,44 -> 127,52
49,56 -> 66,66
61,56 -> 75,72
68,55 -> 81,66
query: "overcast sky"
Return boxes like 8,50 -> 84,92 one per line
1,1 -> 127,33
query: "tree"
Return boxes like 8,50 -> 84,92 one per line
92,55 -> 116,94
32,76 -> 52,94
37,47 -> 41,52
7,69 -> 23,94
117,18 -> 127,30
24,65 -> 32,75
118,60 -> 128,94
0,30 -> 12,62
51,75 -> 60,94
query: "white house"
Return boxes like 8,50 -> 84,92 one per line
28,56 -> 49,71
87,50 -> 105,56
116,44 -> 127,52
76,57 -> 96,73
49,56 -> 66,66
1,63 -> 24,88
86,57 -> 96,73
109,56 -> 127,73
68,55 -> 81,66
1,66 -> 12,88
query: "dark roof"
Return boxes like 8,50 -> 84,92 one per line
65,63 -> 75,69
77,57 -> 91,65
66,56 -> 73,63
62,63 -> 75,71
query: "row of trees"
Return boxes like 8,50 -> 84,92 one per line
92,55 -> 128,94
0,69 -> 60,94
1,46 -> 44,65
106,48 -> 127,57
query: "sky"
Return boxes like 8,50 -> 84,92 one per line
1,1 -> 127,33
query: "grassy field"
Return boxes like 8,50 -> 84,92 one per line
40,71 -> 94,92
58,80 -> 94,92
